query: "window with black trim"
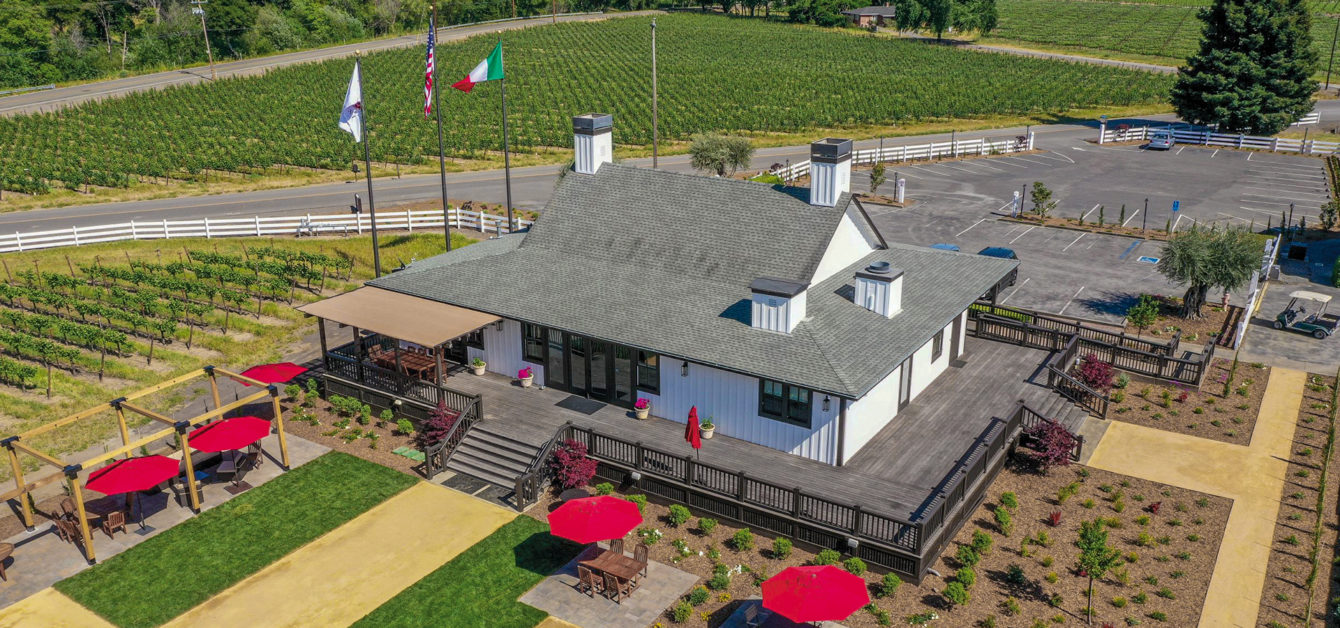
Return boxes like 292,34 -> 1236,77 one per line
523,324 -> 545,361
464,328 -> 485,349
636,351 -> 660,394
759,379 -> 812,427
932,330 -> 944,361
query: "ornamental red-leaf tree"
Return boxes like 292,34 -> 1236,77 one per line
416,401 -> 459,448
1076,354 -> 1115,391
1024,421 -> 1078,474
551,439 -> 598,489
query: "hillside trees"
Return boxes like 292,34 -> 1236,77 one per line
893,0 -> 998,39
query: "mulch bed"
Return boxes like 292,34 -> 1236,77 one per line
527,459 -> 1230,628
1128,295 -> 1238,345
1258,373 -> 1340,628
1107,358 -> 1270,446
280,394 -> 423,477
1003,214 -> 1176,241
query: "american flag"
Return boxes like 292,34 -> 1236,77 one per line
423,15 -> 435,118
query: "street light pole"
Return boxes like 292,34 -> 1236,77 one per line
1328,17 -> 1340,91
190,0 -> 216,81
651,18 -> 659,169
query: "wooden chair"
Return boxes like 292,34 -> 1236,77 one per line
576,565 -> 603,597
633,543 -> 649,577
59,497 -> 76,520
101,510 -> 126,539
609,538 -> 624,556
602,572 -> 632,604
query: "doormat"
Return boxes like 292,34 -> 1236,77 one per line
556,395 -> 606,415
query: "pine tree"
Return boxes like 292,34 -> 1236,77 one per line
1171,0 -> 1318,134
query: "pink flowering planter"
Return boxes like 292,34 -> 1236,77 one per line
518,367 -> 534,387
634,398 -> 650,420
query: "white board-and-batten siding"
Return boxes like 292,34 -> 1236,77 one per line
470,319 -> 548,386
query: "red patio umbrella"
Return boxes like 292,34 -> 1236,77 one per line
188,416 -> 271,453
762,565 -> 870,623
547,495 -> 643,544
238,362 -> 308,386
85,456 -> 180,495
685,406 -> 702,455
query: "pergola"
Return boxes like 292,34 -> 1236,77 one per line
0,366 -> 290,563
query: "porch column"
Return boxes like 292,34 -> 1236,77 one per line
318,318 -> 329,371
353,327 -> 364,382
394,344 -> 404,394
435,344 -> 445,387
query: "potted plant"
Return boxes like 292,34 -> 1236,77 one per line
634,398 -> 650,420
470,357 -> 487,376
518,366 -> 534,388
700,417 -> 716,439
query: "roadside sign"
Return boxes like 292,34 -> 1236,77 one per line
1172,200 -> 1180,213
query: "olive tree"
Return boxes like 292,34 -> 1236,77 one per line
689,133 -> 754,177
1157,227 -> 1259,319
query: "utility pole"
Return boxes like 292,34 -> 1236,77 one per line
190,0 -> 216,81
1328,17 -> 1340,91
651,18 -> 659,169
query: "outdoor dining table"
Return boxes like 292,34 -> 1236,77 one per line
82,495 -> 128,518
372,351 -> 436,380
579,549 -> 643,586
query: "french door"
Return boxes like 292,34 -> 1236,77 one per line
543,330 -> 636,409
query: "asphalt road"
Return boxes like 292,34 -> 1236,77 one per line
0,11 -> 658,118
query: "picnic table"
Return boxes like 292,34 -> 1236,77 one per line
372,350 -> 437,380
579,549 -> 643,584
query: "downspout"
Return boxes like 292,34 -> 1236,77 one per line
836,399 -> 848,466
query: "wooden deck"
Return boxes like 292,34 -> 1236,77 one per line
441,336 -> 1074,521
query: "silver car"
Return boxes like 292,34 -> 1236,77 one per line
1147,129 -> 1175,150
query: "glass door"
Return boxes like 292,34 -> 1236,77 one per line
589,340 -> 609,400
612,345 -> 633,407
546,329 -> 566,390
898,358 -> 912,410
567,335 -> 588,396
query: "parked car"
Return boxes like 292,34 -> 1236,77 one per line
977,247 -> 1018,260
1146,129 -> 1175,150
929,243 -> 960,251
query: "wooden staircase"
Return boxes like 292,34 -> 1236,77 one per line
444,426 -> 541,488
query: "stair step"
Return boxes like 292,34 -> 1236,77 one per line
445,458 -> 519,488
447,450 -> 529,486
468,427 -> 542,459
455,437 -> 536,468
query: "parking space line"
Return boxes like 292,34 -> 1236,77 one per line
1240,206 -> 1287,215
1062,233 -> 1087,251
956,218 -> 987,237
1080,204 -> 1100,221
1058,286 -> 1085,316
1217,212 -> 1252,224
904,165 -> 948,178
1001,277 -> 1031,304
1009,226 -> 1035,244
1122,208 -> 1141,227
1176,146 -> 1186,155
1005,156 -> 1054,167
1247,153 -> 1253,161
1245,169 -> 1326,179
1172,214 -> 1186,233
991,158 -> 1029,168
1210,149 -> 1219,158
1242,192 -> 1329,203
1241,182 -> 1327,192
1046,151 -> 1076,164
950,160 -> 1001,174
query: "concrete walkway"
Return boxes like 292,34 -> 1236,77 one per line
1086,367 -> 1308,628
162,481 -> 515,628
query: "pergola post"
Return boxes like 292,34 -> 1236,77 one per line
176,423 -> 201,512
66,468 -> 96,563
205,366 -> 222,411
353,327 -> 364,382
269,385 -> 291,468
113,403 -> 131,453
318,318 -> 329,371
3,440 -> 33,530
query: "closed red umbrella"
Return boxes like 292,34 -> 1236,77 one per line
188,416 -> 271,452
763,565 -> 870,623
547,496 -> 643,544
238,362 -> 308,386
685,406 -> 702,452
85,456 -> 180,495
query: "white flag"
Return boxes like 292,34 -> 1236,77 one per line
339,61 -> 363,143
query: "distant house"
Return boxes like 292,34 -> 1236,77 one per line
842,5 -> 898,27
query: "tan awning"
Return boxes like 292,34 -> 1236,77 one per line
297,286 -> 500,347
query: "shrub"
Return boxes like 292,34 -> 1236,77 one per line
550,440 -> 599,490
844,557 -> 867,575
1155,587 -> 1175,599
707,571 -> 731,590
1115,373 -> 1130,389
994,506 -> 1013,536
627,494 -> 648,513
1000,491 -> 1019,510
667,504 -> 691,527
972,530 -> 993,555
1049,593 -> 1064,607
772,537 -> 793,560
681,585 -> 710,607
814,549 -> 841,566
1148,501 -> 1162,515
378,408 -> 393,425
395,418 -> 414,435
1005,563 -> 1028,585
1112,596 -> 1128,608
1001,597 -> 1022,616
1045,571 -> 1059,583
415,401 -> 459,448
1077,353 -> 1116,390
1082,498 -> 1096,509
731,528 -> 754,551
698,518 -> 717,535
1048,511 -> 1063,527
957,544 -> 981,567
879,573 -> 902,598
672,600 -> 693,623
1133,592 -> 1148,604
1025,421 -> 1079,474
956,566 -> 976,588
1041,555 -> 1054,567
594,482 -> 614,496
943,581 -> 970,608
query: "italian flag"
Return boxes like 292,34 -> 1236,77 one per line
451,42 -> 504,93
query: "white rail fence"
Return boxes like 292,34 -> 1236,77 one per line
1234,236 -> 1282,349
776,133 -> 1036,182
0,209 -> 533,254
1098,123 -> 1338,155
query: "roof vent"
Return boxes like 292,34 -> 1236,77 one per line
750,277 -> 808,334
573,113 -> 613,175
853,261 -> 903,318
809,138 -> 852,207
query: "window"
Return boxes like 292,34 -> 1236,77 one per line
759,379 -> 812,428
932,330 -> 944,361
636,351 -> 660,394
523,324 -> 545,361
462,328 -> 484,350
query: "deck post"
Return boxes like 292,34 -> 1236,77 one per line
635,442 -> 644,470
737,471 -> 747,501
791,486 -> 803,518
318,318 -> 329,371
67,469 -> 96,563
353,327 -> 364,382
270,385 -> 291,468
435,345 -> 445,387
684,455 -> 694,485
5,442 -> 33,530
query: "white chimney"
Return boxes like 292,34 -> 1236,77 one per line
750,278 -> 808,334
853,261 -> 903,318
573,113 -> 613,175
809,138 -> 852,207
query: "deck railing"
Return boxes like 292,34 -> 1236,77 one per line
1044,335 -> 1111,419
1017,403 -> 1085,461
514,422 -> 572,508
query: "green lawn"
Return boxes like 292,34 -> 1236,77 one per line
353,516 -> 583,628
54,452 -> 417,628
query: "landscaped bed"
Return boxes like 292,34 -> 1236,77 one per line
352,515 -> 582,628
279,379 -> 427,477
528,459 -> 1230,627
1105,357 -> 1270,446
1124,294 -> 1238,346
54,452 -> 417,628
1258,372 -> 1340,628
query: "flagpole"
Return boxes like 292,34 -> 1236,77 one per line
355,53 -> 382,278
431,8 -> 451,252
497,40 -> 515,234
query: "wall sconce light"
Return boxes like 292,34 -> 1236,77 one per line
823,395 -> 831,412
681,361 -> 689,377
493,320 -> 504,331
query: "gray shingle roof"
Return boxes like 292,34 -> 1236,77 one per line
369,165 -> 1015,398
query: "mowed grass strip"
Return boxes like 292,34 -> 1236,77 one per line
353,516 -> 583,628
54,452 -> 417,628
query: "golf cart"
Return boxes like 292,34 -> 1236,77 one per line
1273,291 -> 1338,339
